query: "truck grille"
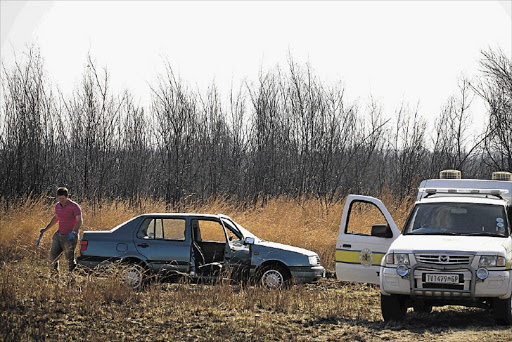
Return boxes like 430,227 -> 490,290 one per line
415,254 -> 473,265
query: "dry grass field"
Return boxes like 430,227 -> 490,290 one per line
1,194 -> 511,341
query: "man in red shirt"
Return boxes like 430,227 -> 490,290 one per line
40,187 -> 83,273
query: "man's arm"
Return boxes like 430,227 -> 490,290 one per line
41,216 -> 58,233
73,215 -> 83,234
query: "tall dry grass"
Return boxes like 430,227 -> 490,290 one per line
0,190 -> 414,269
3,193 -> 510,341
0,254 -> 384,341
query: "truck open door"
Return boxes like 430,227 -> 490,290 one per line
336,195 -> 401,284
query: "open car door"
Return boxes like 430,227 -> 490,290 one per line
219,216 -> 251,274
336,195 -> 401,284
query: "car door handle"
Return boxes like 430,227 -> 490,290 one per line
137,243 -> 149,248
342,244 -> 352,248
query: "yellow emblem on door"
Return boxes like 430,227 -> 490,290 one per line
360,248 -> 373,267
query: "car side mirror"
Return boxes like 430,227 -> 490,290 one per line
244,237 -> 255,245
371,224 -> 393,238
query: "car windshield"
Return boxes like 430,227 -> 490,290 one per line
404,203 -> 509,237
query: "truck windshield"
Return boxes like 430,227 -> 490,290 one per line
404,203 -> 509,237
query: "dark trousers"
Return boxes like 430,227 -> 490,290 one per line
49,231 -> 78,272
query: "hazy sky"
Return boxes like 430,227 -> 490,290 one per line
1,1 -> 511,134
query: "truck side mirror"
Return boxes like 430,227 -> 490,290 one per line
371,224 -> 393,238
244,237 -> 255,245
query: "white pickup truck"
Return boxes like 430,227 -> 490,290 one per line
336,172 -> 512,325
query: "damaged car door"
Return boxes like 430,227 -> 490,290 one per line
190,216 -> 251,277
220,217 -> 251,275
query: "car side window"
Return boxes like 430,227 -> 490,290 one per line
346,201 -> 388,236
196,219 -> 226,242
162,219 -> 186,240
153,219 -> 164,239
137,218 -> 185,240
137,219 -> 152,239
221,220 -> 242,241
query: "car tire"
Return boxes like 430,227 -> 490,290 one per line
492,296 -> 512,326
381,294 -> 407,322
258,264 -> 290,290
413,302 -> 432,314
120,263 -> 146,290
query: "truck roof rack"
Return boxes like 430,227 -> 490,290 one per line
420,188 -> 508,200
417,179 -> 512,203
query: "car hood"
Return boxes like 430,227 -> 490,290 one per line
254,240 -> 316,256
391,235 -> 510,255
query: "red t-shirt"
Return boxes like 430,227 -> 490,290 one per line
55,199 -> 82,234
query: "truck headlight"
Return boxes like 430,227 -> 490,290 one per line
478,255 -> 505,267
385,253 -> 409,265
395,253 -> 410,265
308,255 -> 319,265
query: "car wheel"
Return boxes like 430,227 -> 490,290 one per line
259,265 -> 290,290
413,302 -> 432,314
381,294 -> 407,322
493,296 -> 512,326
121,264 -> 145,290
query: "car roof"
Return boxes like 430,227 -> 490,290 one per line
138,213 -> 224,219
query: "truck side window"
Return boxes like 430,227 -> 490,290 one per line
508,206 -> 512,233
346,201 -> 388,235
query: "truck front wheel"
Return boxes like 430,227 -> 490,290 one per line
413,302 -> 432,314
381,294 -> 407,322
493,296 -> 512,326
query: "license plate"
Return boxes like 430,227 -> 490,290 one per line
425,273 -> 459,284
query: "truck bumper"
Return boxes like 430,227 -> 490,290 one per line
289,265 -> 325,283
381,265 -> 512,300
476,270 -> 512,299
